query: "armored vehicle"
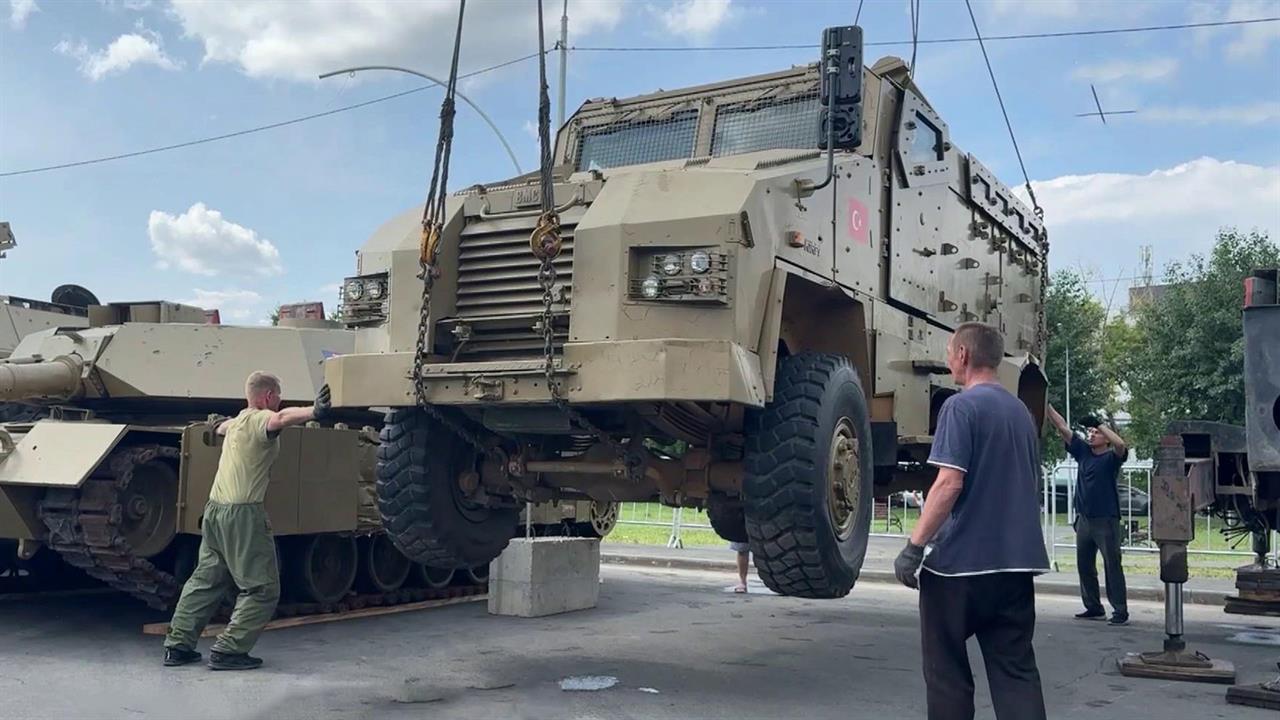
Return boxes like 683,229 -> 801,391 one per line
0,300 -> 454,607
324,28 -> 1048,598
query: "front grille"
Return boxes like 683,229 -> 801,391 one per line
455,224 -> 574,318
438,216 -> 575,360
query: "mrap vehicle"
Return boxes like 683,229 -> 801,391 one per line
325,27 -> 1049,598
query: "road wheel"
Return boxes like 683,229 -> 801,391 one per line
743,352 -> 873,598
376,409 -> 517,568
355,534 -> 412,593
410,564 -> 455,590
287,534 -> 357,604
462,564 -> 489,586
707,495 -> 748,543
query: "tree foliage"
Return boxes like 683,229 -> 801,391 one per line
1125,229 -> 1279,455
1041,269 -> 1109,466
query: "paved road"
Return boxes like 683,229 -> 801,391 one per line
1,564 -> 1276,720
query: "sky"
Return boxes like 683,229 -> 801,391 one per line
1,0 -> 1278,324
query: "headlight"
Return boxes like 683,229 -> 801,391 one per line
344,280 -> 364,301
660,254 -> 683,276
641,275 -> 662,299
689,251 -> 711,274
365,279 -> 385,300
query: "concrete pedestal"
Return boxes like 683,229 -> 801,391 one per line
488,537 -> 600,618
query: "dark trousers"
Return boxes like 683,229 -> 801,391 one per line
1075,514 -> 1128,616
919,571 -> 1046,720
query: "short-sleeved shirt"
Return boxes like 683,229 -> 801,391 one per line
923,383 -> 1051,576
1066,436 -> 1127,518
207,408 -> 280,505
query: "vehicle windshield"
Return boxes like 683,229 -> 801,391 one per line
574,91 -> 822,171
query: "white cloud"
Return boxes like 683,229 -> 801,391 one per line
168,0 -> 624,83
1189,0 -> 1280,60
55,29 -> 182,81
98,0 -> 152,9
657,0 -> 732,39
1142,102 -> 1280,125
148,203 -> 283,277
178,288 -> 264,322
1071,57 -> 1179,84
986,0 -> 1085,19
9,0 -> 37,29
1022,157 -> 1280,279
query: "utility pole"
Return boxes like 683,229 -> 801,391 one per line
557,0 -> 568,130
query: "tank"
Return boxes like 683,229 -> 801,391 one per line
0,299 -> 612,605
323,26 -> 1049,598
0,300 -> 461,607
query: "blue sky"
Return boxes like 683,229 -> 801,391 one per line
1,0 -> 1278,323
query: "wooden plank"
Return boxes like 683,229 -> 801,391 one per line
1227,684 -> 1280,711
142,593 -> 487,637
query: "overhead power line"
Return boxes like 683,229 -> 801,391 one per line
964,0 -> 1040,217
571,17 -> 1280,52
0,51 -> 546,179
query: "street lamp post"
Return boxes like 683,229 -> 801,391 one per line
318,65 -> 524,176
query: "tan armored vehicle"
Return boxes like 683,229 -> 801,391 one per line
0,300 -> 442,607
325,28 -> 1048,597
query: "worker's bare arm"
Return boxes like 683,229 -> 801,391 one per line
910,467 -> 965,547
1045,404 -> 1073,443
265,406 -> 315,433
1096,423 -> 1127,457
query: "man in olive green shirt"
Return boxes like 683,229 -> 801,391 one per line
163,371 -> 330,671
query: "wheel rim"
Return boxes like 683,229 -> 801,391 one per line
589,501 -> 619,537
363,534 -> 411,592
303,535 -> 357,603
827,417 -> 860,540
120,460 -> 177,558
419,564 -> 455,589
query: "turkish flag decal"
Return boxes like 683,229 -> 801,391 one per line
848,198 -> 871,245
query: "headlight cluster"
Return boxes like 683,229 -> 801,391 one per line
631,248 -> 729,303
339,273 -> 390,325
344,276 -> 387,302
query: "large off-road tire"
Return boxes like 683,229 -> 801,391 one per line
0,403 -> 45,424
706,495 -> 748,543
743,352 -> 874,598
376,408 -> 518,569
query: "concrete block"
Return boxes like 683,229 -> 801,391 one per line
488,537 -> 600,617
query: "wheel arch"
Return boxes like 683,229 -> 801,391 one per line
758,268 -> 872,404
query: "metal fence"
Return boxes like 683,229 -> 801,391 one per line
616,458 -> 1274,566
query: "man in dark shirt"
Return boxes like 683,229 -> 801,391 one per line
894,323 -> 1049,720
1047,405 -> 1129,625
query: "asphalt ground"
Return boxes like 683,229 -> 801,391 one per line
2,562 -> 1278,720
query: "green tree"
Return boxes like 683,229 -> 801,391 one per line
1042,269 -> 1109,466
1125,229 -> 1279,455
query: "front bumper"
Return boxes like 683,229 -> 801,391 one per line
326,339 -> 767,408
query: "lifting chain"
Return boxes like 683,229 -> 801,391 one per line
531,0 -> 638,483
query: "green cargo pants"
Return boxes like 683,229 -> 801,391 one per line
164,502 -> 280,655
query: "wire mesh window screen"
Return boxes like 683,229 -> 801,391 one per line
576,110 -> 699,171
711,94 -> 821,157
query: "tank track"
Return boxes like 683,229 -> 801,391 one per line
38,444 -> 182,610
35,443 -> 486,614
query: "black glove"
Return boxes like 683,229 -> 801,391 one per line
313,384 -> 332,421
201,414 -> 230,447
894,541 -> 926,589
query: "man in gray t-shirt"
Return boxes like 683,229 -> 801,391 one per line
893,323 -> 1048,720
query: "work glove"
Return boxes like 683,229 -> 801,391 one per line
202,414 -> 230,447
893,541 -> 926,590
313,384 -> 332,421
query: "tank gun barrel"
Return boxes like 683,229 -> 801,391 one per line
0,355 -> 83,401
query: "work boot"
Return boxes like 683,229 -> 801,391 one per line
1107,614 -> 1129,626
208,650 -> 263,671
163,647 -> 202,667
1074,609 -> 1105,620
